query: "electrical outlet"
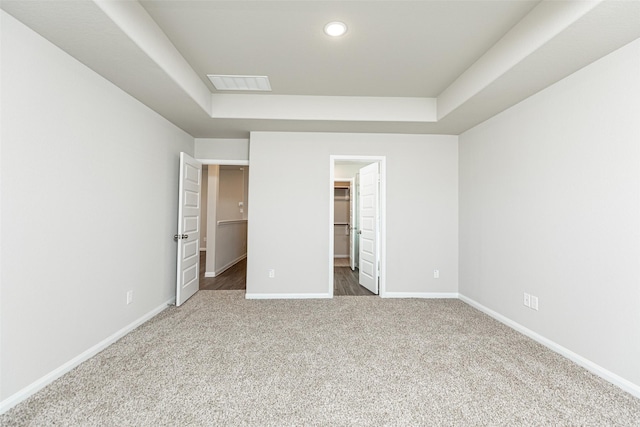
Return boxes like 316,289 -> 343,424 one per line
531,296 -> 539,311
523,293 -> 531,307
433,269 -> 440,279
268,269 -> 275,278
126,290 -> 134,305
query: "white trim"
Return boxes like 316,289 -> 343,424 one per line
204,254 -> 246,278
458,294 -> 640,399
211,94 -> 436,122
329,160 -> 335,297
0,299 -> 174,415
382,292 -> 459,299
245,293 -> 332,300
330,156 -> 386,298
200,247 -> 206,252
196,159 -> 249,166
334,255 -> 349,259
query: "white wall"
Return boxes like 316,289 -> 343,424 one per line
214,223 -> 248,273
0,11 -> 194,403
205,165 -> 220,274
459,39 -> 640,389
242,167 -> 249,220
218,167 -> 245,220
194,138 -> 249,162
334,163 -> 362,179
247,132 -> 458,296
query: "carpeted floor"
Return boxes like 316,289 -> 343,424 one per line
2,291 -> 639,426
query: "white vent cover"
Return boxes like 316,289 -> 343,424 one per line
207,75 -> 272,91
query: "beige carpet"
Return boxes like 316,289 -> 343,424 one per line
2,291 -> 639,426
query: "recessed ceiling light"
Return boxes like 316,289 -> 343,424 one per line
324,21 -> 347,37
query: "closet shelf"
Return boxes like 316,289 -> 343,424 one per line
217,219 -> 248,226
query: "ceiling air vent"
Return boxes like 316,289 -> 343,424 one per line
207,75 -> 272,91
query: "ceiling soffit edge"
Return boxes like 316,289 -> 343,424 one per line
437,0 -> 602,119
93,0 -> 212,114
94,0 -> 608,126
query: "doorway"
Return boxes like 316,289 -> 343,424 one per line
330,156 -> 386,297
199,164 -> 249,291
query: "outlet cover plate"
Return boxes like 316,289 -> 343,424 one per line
531,296 -> 539,311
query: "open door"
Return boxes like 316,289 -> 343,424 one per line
175,152 -> 202,306
358,162 -> 379,294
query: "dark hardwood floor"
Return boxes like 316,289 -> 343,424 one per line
199,252 -> 246,290
334,267 -> 375,296
198,252 -> 374,296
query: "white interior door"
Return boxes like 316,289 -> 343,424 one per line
358,162 -> 379,294
176,152 -> 202,306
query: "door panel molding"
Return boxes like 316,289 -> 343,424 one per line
176,152 -> 202,306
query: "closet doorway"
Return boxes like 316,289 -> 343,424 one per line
330,156 -> 386,297
333,178 -> 371,296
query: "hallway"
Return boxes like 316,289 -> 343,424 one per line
199,252 -> 246,290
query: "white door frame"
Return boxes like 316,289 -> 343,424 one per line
194,160 -> 250,284
329,155 -> 386,297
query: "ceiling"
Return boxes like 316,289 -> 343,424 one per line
2,0 -> 639,138
141,0 -> 539,97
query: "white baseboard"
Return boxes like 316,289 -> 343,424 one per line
204,254 -> 246,278
200,248 -> 206,252
334,255 -> 349,258
246,293 -> 332,300
0,298 -> 174,415
458,294 -> 640,399
382,292 -> 459,299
